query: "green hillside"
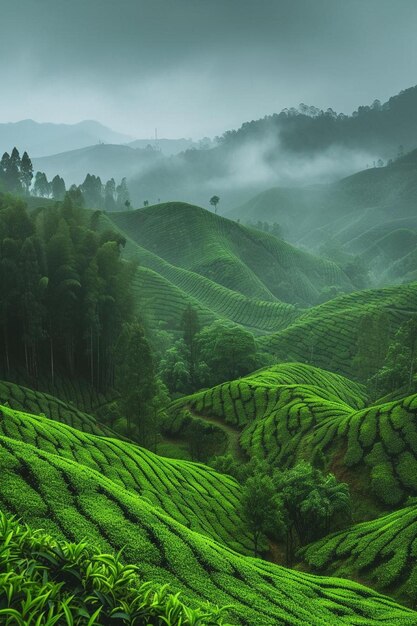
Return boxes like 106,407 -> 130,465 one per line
302,503 -> 417,603
257,283 -> 417,379
107,202 -> 353,309
0,379 -> 114,437
0,404 -> 250,554
1,402 -> 416,625
229,152 -> 417,284
99,211 -> 300,334
165,362 -> 366,431
163,363 -> 366,467
164,361 -> 417,512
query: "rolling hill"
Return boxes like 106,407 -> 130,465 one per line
229,149 -> 417,286
1,399 -> 417,625
257,282 -> 417,379
104,202 -> 353,321
302,502 -> 417,604
164,360 -> 417,514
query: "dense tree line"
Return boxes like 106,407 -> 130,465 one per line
0,192 -> 136,388
217,457 -> 351,561
0,147 -> 131,210
0,148 -> 34,194
158,306 -> 259,395
216,86 -> 417,158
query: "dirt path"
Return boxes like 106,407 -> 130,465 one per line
187,407 -> 247,462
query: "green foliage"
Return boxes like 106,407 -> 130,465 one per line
0,403 -> 416,625
196,321 -> 258,385
0,511 -> 228,625
0,193 -> 136,388
302,502 -> 417,606
273,463 -> 351,563
370,316 -> 417,397
241,474 -> 284,556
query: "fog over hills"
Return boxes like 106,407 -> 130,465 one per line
10,84 -> 416,210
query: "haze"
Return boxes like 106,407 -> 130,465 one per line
1,0 -> 417,139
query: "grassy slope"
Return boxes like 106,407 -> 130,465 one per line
1,403 -> 416,625
100,212 -> 299,334
165,362 -> 366,432
0,368 -> 117,415
257,283 -> 417,379
107,202 -> 352,307
0,405 -> 250,556
302,503 -> 417,603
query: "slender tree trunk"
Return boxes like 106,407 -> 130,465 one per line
90,327 -> 94,386
24,341 -> 29,375
50,336 -> 54,385
97,334 -> 100,389
253,531 -> 259,558
4,325 -> 10,373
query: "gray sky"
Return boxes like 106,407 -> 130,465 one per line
1,0 -> 417,138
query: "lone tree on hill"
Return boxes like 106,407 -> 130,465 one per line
209,195 -> 220,213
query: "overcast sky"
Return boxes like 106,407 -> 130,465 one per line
1,0 -> 417,139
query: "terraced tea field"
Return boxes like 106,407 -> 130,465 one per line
96,203 -> 357,334
0,379 -> 114,436
1,402 -> 417,625
109,203 -> 351,306
164,363 -> 366,453
166,363 -> 417,509
258,283 -> 417,379
302,503 -> 417,603
0,405 -> 250,555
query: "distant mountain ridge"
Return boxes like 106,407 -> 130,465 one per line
6,84 -> 417,208
0,119 -> 134,157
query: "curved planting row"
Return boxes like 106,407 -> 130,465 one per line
110,203 -> 351,307
103,213 -> 299,333
242,389 -> 417,507
258,283 -> 417,379
302,503 -> 417,604
0,419 -> 415,625
0,404 -> 251,555
165,363 -> 366,434
1,369 -> 116,414
0,380 -> 113,437
303,394 -> 417,507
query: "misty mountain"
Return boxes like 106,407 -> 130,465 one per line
0,119 -> 133,157
219,86 -> 417,160
125,85 -> 417,208
128,138 -> 199,155
32,143 -> 163,185
229,148 -> 417,285
23,84 -> 417,210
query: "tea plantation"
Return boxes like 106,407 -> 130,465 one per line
1,403 -> 417,625
258,283 -> 417,378
302,503 -> 417,603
